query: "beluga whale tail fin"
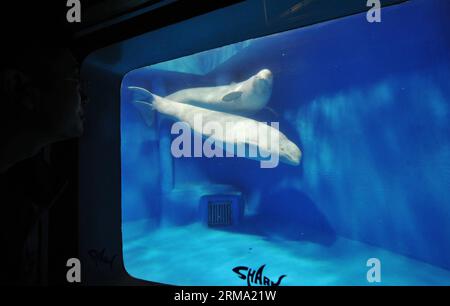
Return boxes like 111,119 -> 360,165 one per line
128,86 -> 156,127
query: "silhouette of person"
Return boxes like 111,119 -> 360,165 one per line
1,48 -> 86,173
0,42 -> 88,284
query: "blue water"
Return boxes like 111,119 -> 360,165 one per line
120,0 -> 450,285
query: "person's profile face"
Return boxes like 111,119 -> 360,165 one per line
40,49 -> 87,139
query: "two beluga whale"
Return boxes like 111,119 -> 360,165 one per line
127,69 -> 302,167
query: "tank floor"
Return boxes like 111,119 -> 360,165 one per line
122,220 -> 450,285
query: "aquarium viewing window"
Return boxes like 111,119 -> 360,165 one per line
120,0 -> 450,285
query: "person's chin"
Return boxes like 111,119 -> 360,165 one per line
73,121 -> 84,137
61,121 -> 84,139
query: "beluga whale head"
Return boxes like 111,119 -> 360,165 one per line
229,68 -> 273,113
252,69 -> 273,96
278,135 -> 302,166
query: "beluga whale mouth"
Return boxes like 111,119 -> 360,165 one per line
256,68 -> 273,82
280,141 -> 302,166
252,69 -> 273,95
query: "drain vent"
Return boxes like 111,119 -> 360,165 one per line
208,201 -> 232,226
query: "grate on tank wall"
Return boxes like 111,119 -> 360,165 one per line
208,201 -> 232,226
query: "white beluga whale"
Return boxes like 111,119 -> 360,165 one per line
165,69 -> 273,114
128,86 -> 301,167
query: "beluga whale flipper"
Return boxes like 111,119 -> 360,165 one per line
127,86 -> 301,167
165,69 -> 273,114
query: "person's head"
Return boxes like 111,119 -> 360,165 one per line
0,1 -> 87,143
0,46 -> 87,141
